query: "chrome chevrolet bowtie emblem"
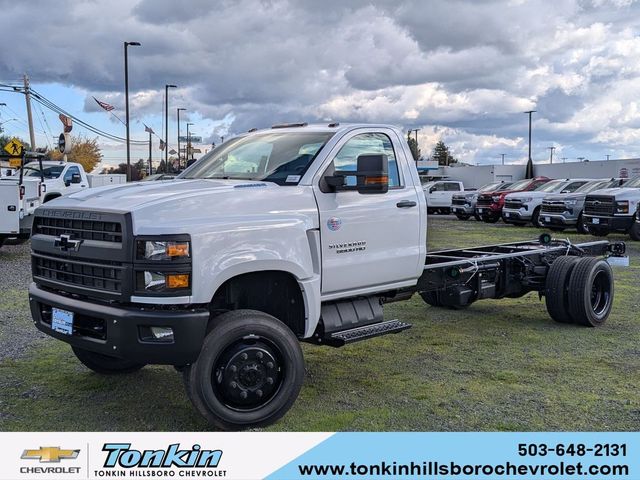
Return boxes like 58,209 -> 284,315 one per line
54,234 -> 83,252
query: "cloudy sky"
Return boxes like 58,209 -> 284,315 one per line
1,0 -> 640,166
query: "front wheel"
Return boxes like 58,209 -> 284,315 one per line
72,347 -> 145,374
484,215 -> 500,224
531,207 -> 543,227
183,310 -> 304,430
576,212 -> 588,234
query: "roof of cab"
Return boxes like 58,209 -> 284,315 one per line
243,122 -> 401,136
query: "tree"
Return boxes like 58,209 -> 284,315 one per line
49,135 -> 102,173
0,134 -> 30,154
104,159 -> 146,181
432,140 -> 458,166
407,137 -> 421,162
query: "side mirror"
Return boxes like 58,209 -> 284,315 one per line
324,154 -> 389,194
64,179 -> 71,187
355,154 -> 389,194
429,187 -> 436,193
71,173 -> 81,184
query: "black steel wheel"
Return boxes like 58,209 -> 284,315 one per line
183,309 -> 304,430
567,258 -> 614,327
544,256 -> 580,323
71,346 -> 145,374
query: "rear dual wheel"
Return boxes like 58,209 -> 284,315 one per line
545,257 -> 614,327
183,310 -> 304,430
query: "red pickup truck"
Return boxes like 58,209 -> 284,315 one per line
476,176 -> 550,223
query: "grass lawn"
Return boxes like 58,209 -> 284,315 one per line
0,217 -> 638,431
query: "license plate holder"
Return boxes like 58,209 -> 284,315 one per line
505,212 -> 510,217
477,208 -> 483,213
592,217 -> 600,225
51,308 -> 74,336
545,216 -> 551,223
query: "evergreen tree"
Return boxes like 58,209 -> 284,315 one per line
432,141 -> 458,166
407,137 -> 421,162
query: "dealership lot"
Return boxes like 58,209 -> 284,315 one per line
0,217 -> 638,431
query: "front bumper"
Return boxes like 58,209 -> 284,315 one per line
476,205 -> 501,218
29,283 -> 210,365
451,204 -> 474,215
502,208 -> 531,223
540,213 -> 577,227
583,214 -> 634,232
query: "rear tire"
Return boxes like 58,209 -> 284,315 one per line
545,256 -> 580,323
183,309 -> 304,430
567,258 -> 614,327
71,347 -> 145,374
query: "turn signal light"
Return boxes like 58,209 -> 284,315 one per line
365,175 -> 388,185
166,274 -> 190,289
167,242 -> 190,257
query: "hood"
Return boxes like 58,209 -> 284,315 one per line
587,187 -> 640,197
544,193 -> 585,202
506,190 -> 551,200
40,179 -> 320,233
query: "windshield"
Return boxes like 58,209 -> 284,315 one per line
24,165 -> 64,179
494,182 -> 513,191
478,182 -> 500,192
623,176 -> 640,188
535,180 -> 566,192
575,180 -> 614,193
508,179 -> 533,190
180,132 -> 334,185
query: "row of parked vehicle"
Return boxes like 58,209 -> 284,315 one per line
442,176 -> 640,241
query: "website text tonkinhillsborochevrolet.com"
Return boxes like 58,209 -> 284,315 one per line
298,460 -> 629,477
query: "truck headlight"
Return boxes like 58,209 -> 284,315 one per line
564,199 -> 578,206
137,271 -> 191,292
615,201 -> 629,214
136,240 -> 190,261
519,197 -> 533,203
492,195 -> 501,202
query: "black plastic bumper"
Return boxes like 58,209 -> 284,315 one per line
29,283 -> 210,365
583,214 -> 634,232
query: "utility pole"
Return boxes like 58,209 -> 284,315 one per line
186,122 -> 194,162
23,74 -> 36,149
561,157 -> 567,163
124,41 -> 141,182
524,110 -> 536,165
577,157 -> 585,162
547,146 -> 555,164
500,153 -> 506,165
148,129 -> 152,175
606,154 -> 611,161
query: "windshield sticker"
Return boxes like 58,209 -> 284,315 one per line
285,175 -> 301,183
327,217 -> 342,231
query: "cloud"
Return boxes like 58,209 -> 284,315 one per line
0,0 -> 639,163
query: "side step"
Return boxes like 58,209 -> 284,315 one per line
327,319 -> 412,347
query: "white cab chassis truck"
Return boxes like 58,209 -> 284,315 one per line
28,123 -> 626,430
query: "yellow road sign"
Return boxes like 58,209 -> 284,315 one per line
9,158 -> 22,168
4,138 -> 23,156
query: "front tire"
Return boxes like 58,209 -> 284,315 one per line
531,207 -> 543,227
576,212 -> 588,234
484,215 -> 500,224
71,347 -> 145,374
183,310 -> 304,430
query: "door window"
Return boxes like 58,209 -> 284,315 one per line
444,182 -> 461,191
331,133 -> 401,188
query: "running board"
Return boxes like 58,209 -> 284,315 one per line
326,319 -> 412,347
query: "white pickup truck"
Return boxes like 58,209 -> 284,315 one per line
0,176 -> 42,247
421,179 -> 464,214
28,123 -> 625,430
22,160 -> 125,203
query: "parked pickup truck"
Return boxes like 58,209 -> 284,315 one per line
476,176 -> 550,223
0,176 -> 42,248
28,123 -> 625,430
22,160 -> 125,203
502,179 -> 591,227
540,178 -> 625,233
421,180 -> 464,214
583,176 -> 640,240
451,181 -> 512,221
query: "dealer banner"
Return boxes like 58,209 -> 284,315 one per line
0,432 -> 636,480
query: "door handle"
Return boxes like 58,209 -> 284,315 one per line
396,200 -> 417,208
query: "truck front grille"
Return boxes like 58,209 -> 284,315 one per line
33,216 -> 123,243
33,254 -> 124,294
452,198 -> 467,206
584,195 -> 615,216
476,195 -> 492,207
541,202 -> 566,214
504,200 -> 522,209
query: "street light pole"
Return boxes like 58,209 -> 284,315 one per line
164,84 -> 177,171
124,41 -> 141,182
177,107 -> 186,170
524,110 -> 536,165
500,153 -> 506,165
547,146 -> 555,164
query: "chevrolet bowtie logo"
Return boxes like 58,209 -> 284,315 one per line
21,447 -> 80,462
54,234 -> 83,252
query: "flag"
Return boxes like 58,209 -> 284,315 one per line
93,96 -> 115,112
159,139 -> 165,151
144,124 -> 155,134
